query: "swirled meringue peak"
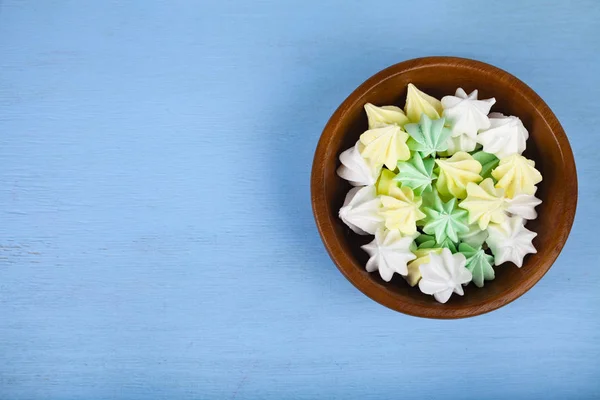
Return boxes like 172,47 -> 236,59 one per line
442,88 -> 496,137
337,141 -> 381,186
364,103 -> 410,129
477,112 -> 529,159
361,229 -> 416,281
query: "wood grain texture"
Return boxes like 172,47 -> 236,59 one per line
0,0 -> 599,399
312,57 -> 577,318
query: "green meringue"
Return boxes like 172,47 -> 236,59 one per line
415,233 -> 436,248
437,237 -> 458,253
415,233 -> 457,253
376,168 -> 398,196
472,150 -> 499,181
415,233 -> 458,253
394,153 -> 437,195
458,243 -> 495,288
405,114 -> 453,157
422,189 -> 469,244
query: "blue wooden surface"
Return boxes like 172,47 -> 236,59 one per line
1,1 -> 599,399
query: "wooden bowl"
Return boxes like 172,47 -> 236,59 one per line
311,57 -> 577,319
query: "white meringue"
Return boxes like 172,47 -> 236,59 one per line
505,193 -> 542,220
486,216 -> 537,267
338,186 -> 384,235
458,223 -> 489,248
364,103 -> 409,129
336,141 -> 381,186
418,249 -> 472,304
361,229 -> 416,281
442,88 -> 496,138
476,112 -> 529,159
445,133 -> 478,155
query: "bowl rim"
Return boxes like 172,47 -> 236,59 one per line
311,56 -> 578,319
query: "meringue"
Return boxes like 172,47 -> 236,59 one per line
360,125 -> 411,170
364,103 -> 410,129
336,83 -> 545,304
376,168 -> 397,196
505,193 -> 542,220
458,243 -> 495,288
379,186 -> 426,235
404,83 -> 443,123
437,237 -> 458,253
459,178 -> 507,230
405,114 -> 453,157
445,133 -> 478,155
394,152 -> 437,195
477,113 -> 528,159
458,223 -> 489,248
417,233 -> 458,253
405,247 -> 442,287
471,150 -> 499,180
361,229 -> 416,281
415,233 -> 437,249
442,88 -> 495,137
337,141 -> 381,186
435,151 -> 482,199
339,186 -> 384,235
418,249 -> 472,303
486,216 -> 537,267
422,190 -> 469,243
492,154 -> 542,198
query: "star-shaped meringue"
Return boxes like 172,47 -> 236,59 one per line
486,216 -> 537,267
364,103 -> 410,129
361,229 -> 417,281
379,186 -> 426,235
459,178 -> 507,230
405,247 -> 443,287
418,249 -> 472,303
505,193 -> 542,220
394,152 -> 437,195
404,83 -> 443,123
338,186 -> 384,235
442,88 -> 496,137
477,113 -> 529,159
458,223 -> 489,248
435,151 -> 482,199
445,133 -> 478,155
337,141 -> 381,186
359,125 -> 411,170
458,243 -> 495,288
471,150 -> 499,180
422,189 -> 469,243
405,114 -> 453,157
492,154 -> 542,198
376,168 -> 398,196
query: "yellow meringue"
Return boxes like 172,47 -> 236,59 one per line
359,125 -> 410,170
459,178 -> 507,230
379,186 -> 426,235
404,83 -> 443,123
435,151 -> 482,199
491,154 -> 542,198
364,103 -> 410,129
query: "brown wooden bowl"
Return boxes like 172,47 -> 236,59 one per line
311,56 -> 577,319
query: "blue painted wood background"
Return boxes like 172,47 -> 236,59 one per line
1,1 -> 599,399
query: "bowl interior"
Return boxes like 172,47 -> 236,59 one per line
312,57 -> 577,318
